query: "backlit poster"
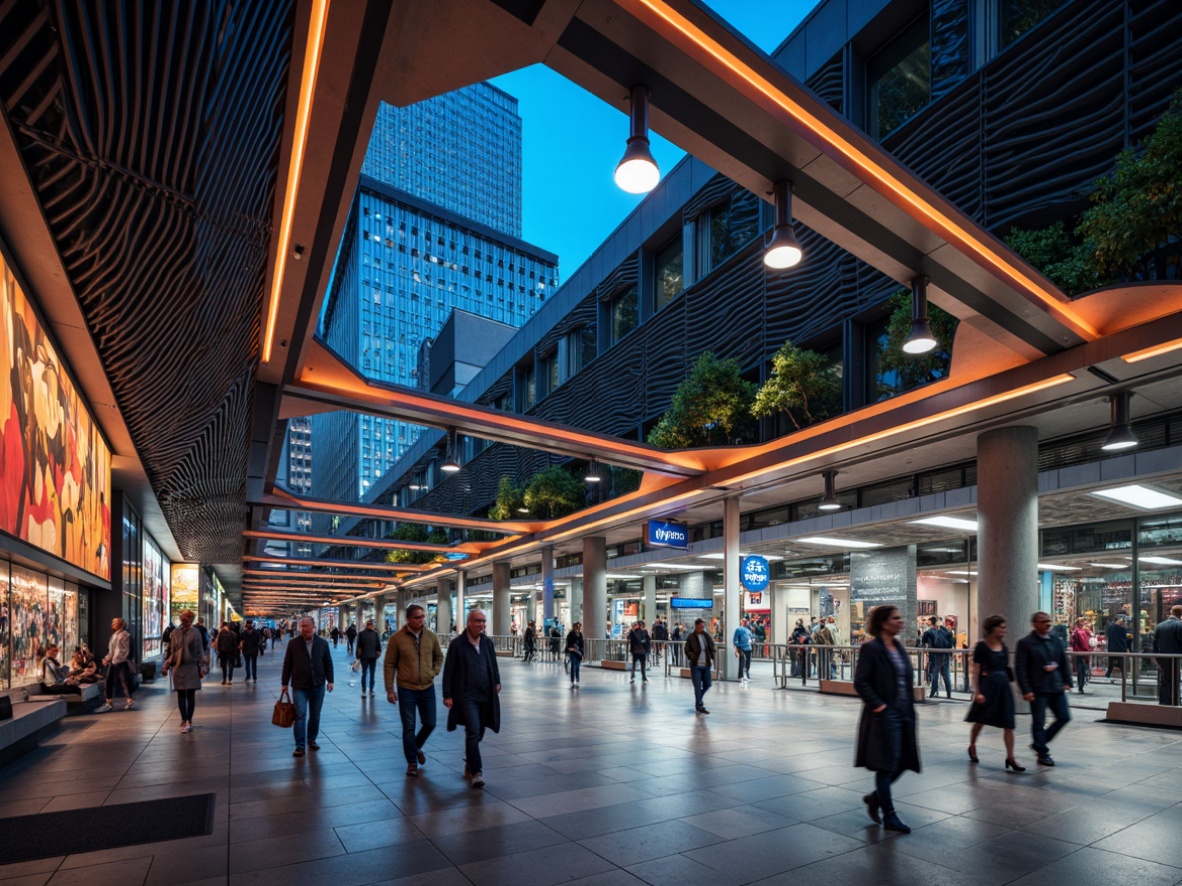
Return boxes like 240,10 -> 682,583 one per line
171,563 -> 199,622
1,248 -> 112,579
143,534 -> 169,658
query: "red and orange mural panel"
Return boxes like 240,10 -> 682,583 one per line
1,249 -> 111,580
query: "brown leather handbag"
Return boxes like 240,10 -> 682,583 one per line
272,689 -> 295,727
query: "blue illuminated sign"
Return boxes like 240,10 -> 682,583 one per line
670,597 -> 713,609
647,519 -> 688,549
741,555 -> 770,592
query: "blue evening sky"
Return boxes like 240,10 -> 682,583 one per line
490,0 -> 816,278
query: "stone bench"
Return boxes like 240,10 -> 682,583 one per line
0,697 -> 66,768
1105,701 -> 1182,729
28,681 -> 104,714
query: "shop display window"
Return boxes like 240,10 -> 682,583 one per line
9,565 -> 48,684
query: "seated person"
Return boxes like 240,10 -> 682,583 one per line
66,646 -> 100,685
39,645 -> 74,693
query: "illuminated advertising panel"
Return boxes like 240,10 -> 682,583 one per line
1,249 -> 112,579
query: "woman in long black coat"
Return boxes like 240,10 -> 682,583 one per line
854,604 -> 920,834
965,615 -> 1024,771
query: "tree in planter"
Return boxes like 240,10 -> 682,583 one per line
385,523 -> 449,565
523,465 -> 585,519
647,352 -> 757,449
876,289 -> 957,395
488,476 -> 525,521
751,341 -> 842,431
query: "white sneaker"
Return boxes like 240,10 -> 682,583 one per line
97,703 -> 112,713
181,723 -> 192,733
125,698 -> 135,709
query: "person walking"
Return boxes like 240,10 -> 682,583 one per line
385,604 -> 443,777
548,624 -> 562,661
1104,615 -> 1131,681
628,621 -> 651,683
98,617 -> 136,712
281,616 -> 334,758
522,621 -> 537,663
790,619 -> 811,679
442,609 -> 501,789
921,616 -> 954,699
330,625 -> 340,648
161,608 -> 205,733
346,622 -> 358,656
854,605 -> 920,834
814,617 -> 837,680
733,618 -> 753,684
1153,604 -> 1182,705
684,618 -> 716,714
1015,611 -> 1072,766
652,618 -> 668,664
356,618 -> 382,698
239,620 -> 261,682
1069,617 -> 1093,693
965,615 -> 1024,771
215,622 -> 238,685
565,622 -> 585,687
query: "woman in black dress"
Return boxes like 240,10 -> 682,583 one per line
965,614 -> 1024,771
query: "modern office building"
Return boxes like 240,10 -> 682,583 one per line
310,88 -> 558,504
365,0 -> 1182,648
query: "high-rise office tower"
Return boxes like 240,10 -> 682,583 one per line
310,84 -> 558,504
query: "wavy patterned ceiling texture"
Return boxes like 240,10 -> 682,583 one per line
0,0 -> 295,566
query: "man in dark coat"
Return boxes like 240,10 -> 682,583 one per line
628,621 -> 652,683
684,618 -> 715,714
854,604 -> 920,834
1015,611 -> 1072,766
1104,615 -> 1131,680
442,609 -> 501,789
281,616 -> 334,758
345,622 -> 358,655
1153,604 -> 1182,705
522,620 -> 537,663
239,620 -> 262,682
355,618 -> 382,698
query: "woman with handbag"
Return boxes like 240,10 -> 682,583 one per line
965,615 -> 1024,771
161,609 -> 206,733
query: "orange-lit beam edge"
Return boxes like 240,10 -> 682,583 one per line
262,0 -> 330,363
622,0 -> 1098,343
243,555 -> 430,572
244,529 -> 485,554
1122,337 -> 1182,363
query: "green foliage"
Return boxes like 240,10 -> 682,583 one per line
1077,97 -> 1182,281
647,352 -> 757,449
523,465 -> 585,520
1006,96 -> 1182,291
876,289 -> 957,394
488,476 -> 525,521
384,523 -> 449,564
608,466 -> 642,496
750,341 -> 842,431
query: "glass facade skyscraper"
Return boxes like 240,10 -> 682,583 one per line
310,85 -> 557,504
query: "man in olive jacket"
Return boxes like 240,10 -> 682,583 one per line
442,609 -> 500,789
385,604 -> 443,777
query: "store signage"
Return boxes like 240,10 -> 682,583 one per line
670,597 -> 713,609
647,518 -> 688,549
741,555 -> 770,592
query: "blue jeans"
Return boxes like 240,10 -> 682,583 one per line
398,685 -> 437,765
929,656 -> 951,696
691,665 -> 712,708
292,683 -> 326,749
1029,691 -> 1071,754
460,693 -> 488,774
1074,656 -> 1089,690
568,653 -> 581,683
735,648 -> 751,680
243,654 -> 257,680
359,659 -> 377,692
873,703 -> 908,816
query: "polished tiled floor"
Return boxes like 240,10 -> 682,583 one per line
2,643 -> 1181,886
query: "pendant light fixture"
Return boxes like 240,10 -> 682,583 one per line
819,470 -> 842,511
902,275 -> 938,354
1101,391 -> 1138,451
441,428 -> 462,473
614,86 -> 660,194
763,180 -> 803,270
585,459 -> 602,483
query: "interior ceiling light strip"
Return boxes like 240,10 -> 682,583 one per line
262,0 -> 330,363
1121,337 -> 1182,363
623,0 -> 1098,342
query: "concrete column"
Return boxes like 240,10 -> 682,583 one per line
372,594 -> 386,632
977,426 -> 1040,639
493,561 -> 511,636
570,577 -> 583,624
337,606 -> 346,633
643,575 -> 657,624
583,537 -> 607,643
455,571 -> 467,628
722,497 -> 741,681
541,545 -> 555,624
435,578 -> 451,637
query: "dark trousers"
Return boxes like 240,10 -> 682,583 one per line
523,642 -> 535,662
1030,691 -> 1071,754
691,665 -> 712,708
347,639 -> 355,655
872,703 -> 909,816
177,688 -> 196,721
1158,660 -> 1181,706
359,659 -> 377,692
929,656 -> 951,696
736,648 -> 751,680
460,693 -> 489,774
218,655 -> 235,683
105,661 -> 134,700
631,653 -> 647,679
243,654 -> 258,680
568,653 -> 581,683
1074,656 -> 1089,690
398,685 -> 437,765
293,683 -> 326,748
